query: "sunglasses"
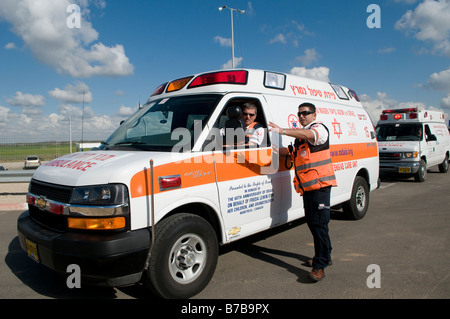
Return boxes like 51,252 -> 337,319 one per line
297,110 -> 315,117
243,112 -> 256,117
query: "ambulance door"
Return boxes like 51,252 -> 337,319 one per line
206,93 -> 281,241
424,124 -> 439,166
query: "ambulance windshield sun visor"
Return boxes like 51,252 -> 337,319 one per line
101,95 -> 221,152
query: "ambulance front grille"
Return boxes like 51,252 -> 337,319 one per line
29,179 -> 73,203
379,152 -> 401,161
28,179 -> 73,232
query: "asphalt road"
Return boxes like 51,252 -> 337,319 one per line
1,167 -> 449,301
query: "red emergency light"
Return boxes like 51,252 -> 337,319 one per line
188,70 -> 248,89
151,82 -> 167,96
380,108 -> 419,120
382,108 -> 418,114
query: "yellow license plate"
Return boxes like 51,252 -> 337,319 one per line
25,238 -> 39,263
398,167 -> 411,173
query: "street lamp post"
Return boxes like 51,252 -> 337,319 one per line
218,5 -> 245,69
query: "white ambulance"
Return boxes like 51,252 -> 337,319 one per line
376,108 -> 450,182
18,69 -> 379,298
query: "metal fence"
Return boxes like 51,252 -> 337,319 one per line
0,140 -> 74,163
0,139 -> 101,164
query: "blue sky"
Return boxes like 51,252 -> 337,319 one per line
1,0 -> 449,142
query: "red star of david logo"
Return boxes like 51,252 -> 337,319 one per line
332,118 -> 342,139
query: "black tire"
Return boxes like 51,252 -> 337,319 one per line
342,176 -> 369,220
414,159 -> 427,182
438,154 -> 449,173
145,213 -> 218,299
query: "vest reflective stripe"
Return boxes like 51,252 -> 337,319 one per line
294,158 -> 333,172
298,174 -> 337,189
292,124 -> 337,194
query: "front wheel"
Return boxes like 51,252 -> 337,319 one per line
145,213 -> 218,299
342,176 -> 369,220
414,159 -> 427,182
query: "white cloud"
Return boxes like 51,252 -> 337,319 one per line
359,92 -> 428,124
6,91 -> 45,107
0,102 -> 131,142
0,105 -> 10,122
289,66 -> 330,82
214,36 -> 231,47
428,67 -> 450,92
263,20 -> 314,48
221,57 -> 244,69
49,82 -> 92,104
427,67 -> 450,109
395,0 -> 450,57
116,105 -> 136,117
246,2 -> 255,17
378,47 -> 396,54
394,0 -> 419,4
296,48 -> 320,66
4,42 -> 16,49
269,33 -> 286,45
0,0 -> 134,77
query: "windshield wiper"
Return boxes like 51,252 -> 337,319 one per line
112,141 -> 147,147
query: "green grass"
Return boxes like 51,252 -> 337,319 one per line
0,142 -> 77,162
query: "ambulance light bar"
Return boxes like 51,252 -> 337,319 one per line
151,82 -> 167,96
380,108 -> 419,121
167,76 -> 193,93
188,70 -> 248,89
382,108 -> 418,114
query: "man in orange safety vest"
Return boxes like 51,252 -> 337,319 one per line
269,102 -> 336,282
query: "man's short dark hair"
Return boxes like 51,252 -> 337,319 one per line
299,102 -> 316,113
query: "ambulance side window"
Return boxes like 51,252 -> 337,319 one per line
424,124 -> 437,141
203,98 -> 270,150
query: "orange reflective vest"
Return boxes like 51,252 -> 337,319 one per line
245,122 -> 263,144
291,123 -> 337,195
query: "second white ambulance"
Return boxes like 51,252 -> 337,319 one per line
18,69 -> 379,298
376,108 -> 450,182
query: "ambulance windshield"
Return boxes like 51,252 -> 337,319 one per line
376,123 -> 423,142
102,94 -> 221,151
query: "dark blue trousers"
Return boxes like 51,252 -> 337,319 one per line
303,186 -> 332,269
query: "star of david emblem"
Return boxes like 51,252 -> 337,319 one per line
332,118 -> 342,139
288,114 -> 299,129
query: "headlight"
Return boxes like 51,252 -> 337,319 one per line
71,184 -> 129,205
403,152 -> 418,158
69,184 -> 130,227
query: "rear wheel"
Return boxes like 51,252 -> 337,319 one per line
342,176 -> 369,220
438,154 -> 449,173
145,213 -> 218,299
